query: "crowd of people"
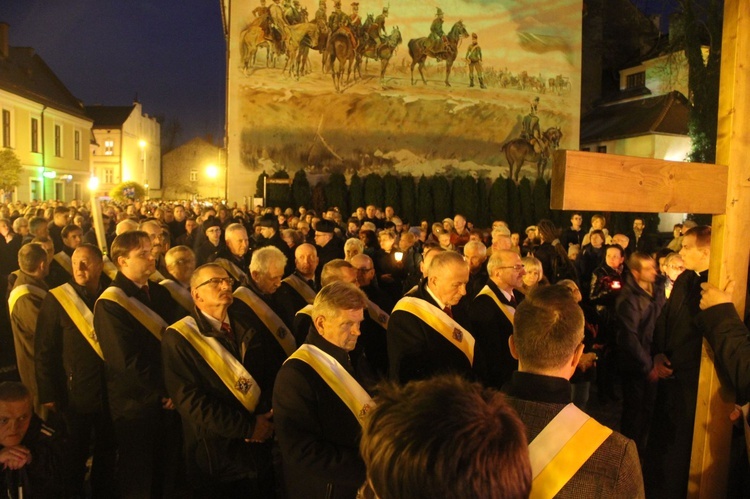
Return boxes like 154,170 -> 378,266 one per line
0,197 -> 745,498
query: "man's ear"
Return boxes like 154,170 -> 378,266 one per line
570,342 -> 585,369
313,314 -> 325,333
509,334 -> 519,360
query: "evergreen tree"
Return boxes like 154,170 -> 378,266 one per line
432,175 -> 451,222
518,177 -> 534,228
349,173 -> 364,213
383,173 -> 401,216
325,172 -> 349,214
363,173 -> 384,208
489,176 -> 509,225
416,176 -> 434,223
291,170 -> 312,210
400,174 -> 417,224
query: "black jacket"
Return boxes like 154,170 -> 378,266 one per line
275,271 -> 318,329
35,276 -> 111,414
315,237 -> 345,283
387,280 -> 478,384
469,280 -> 523,389
162,308 -> 269,482
94,272 -> 186,420
273,330 -> 368,499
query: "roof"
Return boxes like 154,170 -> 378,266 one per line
0,46 -> 89,120
84,105 -> 135,128
580,90 -> 690,144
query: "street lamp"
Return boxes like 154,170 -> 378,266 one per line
139,140 -> 148,199
88,176 -> 100,192
206,164 -> 219,199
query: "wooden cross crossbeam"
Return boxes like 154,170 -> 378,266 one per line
551,1 -> 750,496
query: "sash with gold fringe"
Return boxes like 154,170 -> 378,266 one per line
49,284 -> 104,360
8,284 -> 47,314
282,274 -> 317,304
528,403 -> 612,499
476,285 -> 515,324
160,279 -> 193,312
392,296 -> 475,365
53,251 -> 73,275
288,343 -> 374,425
233,287 -> 296,356
171,317 -> 260,413
97,287 -> 168,341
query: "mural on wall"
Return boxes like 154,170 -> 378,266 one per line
225,0 -> 582,199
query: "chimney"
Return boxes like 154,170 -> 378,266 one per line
0,23 -> 9,59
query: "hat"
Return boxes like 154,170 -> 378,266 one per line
471,32 -> 477,38
316,219 -> 337,234
525,225 -> 538,234
203,217 -> 222,232
436,7 -> 444,16
383,6 -> 389,12
351,1 -> 359,6
255,214 -> 277,228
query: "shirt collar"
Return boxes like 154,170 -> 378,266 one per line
424,283 -> 446,310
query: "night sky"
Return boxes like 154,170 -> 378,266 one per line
3,0 -> 226,147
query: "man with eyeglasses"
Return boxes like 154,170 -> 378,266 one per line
388,251 -> 479,384
47,224 -> 83,288
230,247 -> 295,407
196,218 -> 223,266
162,264 -> 275,497
469,250 -> 526,389
94,231 -> 188,498
161,246 -> 197,312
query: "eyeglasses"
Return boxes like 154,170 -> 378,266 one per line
194,277 -> 234,289
668,265 -> 685,271
498,264 -> 525,271
356,267 -> 373,273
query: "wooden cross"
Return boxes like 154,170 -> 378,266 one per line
551,0 -> 749,496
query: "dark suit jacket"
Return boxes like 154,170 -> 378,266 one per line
469,280 -> 523,389
162,309 -> 270,482
35,276 -> 111,414
275,271 -> 318,329
94,272 -> 186,421
504,372 -> 645,498
273,330 -> 367,499
387,280 -> 478,384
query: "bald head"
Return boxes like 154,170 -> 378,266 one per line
351,253 -> 375,287
295,243 -> 319,279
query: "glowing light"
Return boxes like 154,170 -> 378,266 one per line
42,170 -> 56,179
139,139 -> 147,149
206,164 -> 219,178
88,176 -> 100,191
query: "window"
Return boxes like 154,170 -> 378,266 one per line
30,118 -> 39,152
580,147 -> 590,152
626,71 -> 645,89
2,110 -> 10,148
104,140 -> 114,156
104,168 -> 114,184
597,145 -> 607,153
54,124 -> 62,157
189,170 -> 198,182
74,130 -> 81,160
74,182 -> 81,201
30,179 -> 41,202
55,182 -> 64,201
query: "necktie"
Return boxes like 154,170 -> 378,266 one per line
141,285 -> 151,303
443,306 -> 453,319
220,322 -> 235,343
509,294 -> 518,308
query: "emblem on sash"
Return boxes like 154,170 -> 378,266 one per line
277,327 -> 288,339
453,328 -> 463,342
89,332 -> 98,342
378,313 -> 388,325
359,403 -> 372,419
235,377 -> 254,394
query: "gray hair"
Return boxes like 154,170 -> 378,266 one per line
250,246 -> 287,274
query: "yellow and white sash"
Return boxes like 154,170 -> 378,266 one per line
102,256 -> 118,280
97,287 -> 168,341
288,343 -> 374,425
296,304 -> 313,318
529,403 -> 613,499
8,284 -> 47,314
53,251 -> 73,275
392,296 -> 475,365
215,258 -> 249,285
476,285 -> 515,324
171,316 -> 260,413
233,287 -> 296,356
160,279 -> 193,312
366,300 -> 389,329
282,274 -> 317,304
49,284 -> 104,360
148,269 -> 166,283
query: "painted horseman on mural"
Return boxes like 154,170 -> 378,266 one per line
408,7 -> 469,87
503,97 -> 564,181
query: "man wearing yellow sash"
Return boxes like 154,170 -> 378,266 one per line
276,243 -> 319,329
162,264 -> 275,496
140,219 -> 171,279
209,223 -> 251,288
47,224 -> 83,288
8,243 -> 50,420
351,254 -> 392,378
35,244 -> 116,498
94,230 -> 188,498
274,281 -> 372,499
504,285 -> 643,498
161,245 -> 197,313
230,246 -> 295,399
470,250 -> 525,389
388,251 -> 479,384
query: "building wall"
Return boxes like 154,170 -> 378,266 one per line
0,88 -> 92,203
90,102 -> 161,198
162,137 -> 226,200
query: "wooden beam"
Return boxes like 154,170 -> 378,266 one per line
690,0 -> 750,496
550,150 -> 727,214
